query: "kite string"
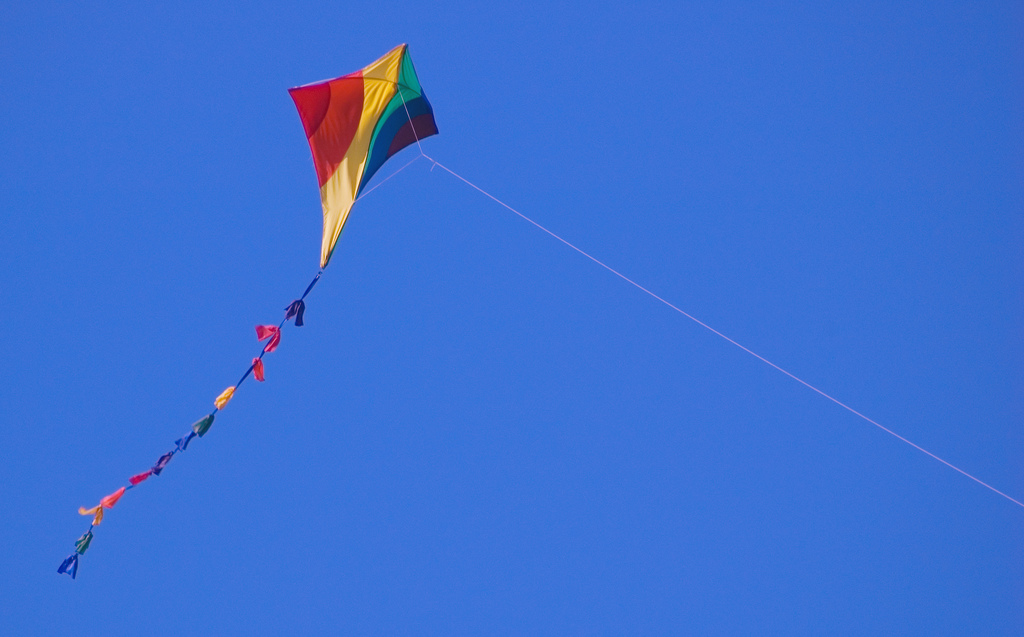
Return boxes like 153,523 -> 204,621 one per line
398,89 -> 425,157
418,153 -> 1024,510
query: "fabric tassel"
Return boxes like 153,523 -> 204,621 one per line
285,300 -> 305,327
176,431 -> 196,451
192,413 -> 215,437
131,448 -> 173,485
58,553 -> 79,579
129,470 -> 152,485
100,487 -> 126,509
77,486 -> 126,526
214,386 -> 236,410
152,452 -> 173,476
79,505 -> 104,526
252,358 -> 265,382
75,530 -> 94,554
255,325 -> 281,353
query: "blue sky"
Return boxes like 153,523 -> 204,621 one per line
2,1 -> 1022,634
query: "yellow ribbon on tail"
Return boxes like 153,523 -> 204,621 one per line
78,505 -> 104,526
78,486 -> 126,525
214,386 -> 235,410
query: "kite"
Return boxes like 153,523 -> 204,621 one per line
289,43 -> 438,268
59,43 -> 437,578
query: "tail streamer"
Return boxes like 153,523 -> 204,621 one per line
57,270 -> 322,578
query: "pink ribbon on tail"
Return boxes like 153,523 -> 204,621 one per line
255,325 -> 281,353
129,470 -> 152,486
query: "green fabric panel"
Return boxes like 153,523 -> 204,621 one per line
398,50 -> 422,94
192,413 -> 215,437
76,530 -> 93,554
365,50 -> 424,161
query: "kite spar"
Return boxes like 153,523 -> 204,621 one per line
59,44 -> 438,579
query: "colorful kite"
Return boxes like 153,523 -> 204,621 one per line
59,44 -> 437,579
289,43 -> 438,268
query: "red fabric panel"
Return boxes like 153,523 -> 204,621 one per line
288,82 -> 331,139
289,73 -> 365,188
286,81 -> 329,139
253,358 -> 265,382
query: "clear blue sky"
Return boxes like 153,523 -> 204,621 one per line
2,1 -> 1021,634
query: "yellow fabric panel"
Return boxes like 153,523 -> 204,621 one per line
318,46 -> 405,267
362,44 -> 405,84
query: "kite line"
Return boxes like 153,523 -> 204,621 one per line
409,151 -> 1024,511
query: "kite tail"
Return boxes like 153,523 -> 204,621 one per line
58,269 -> 323,579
